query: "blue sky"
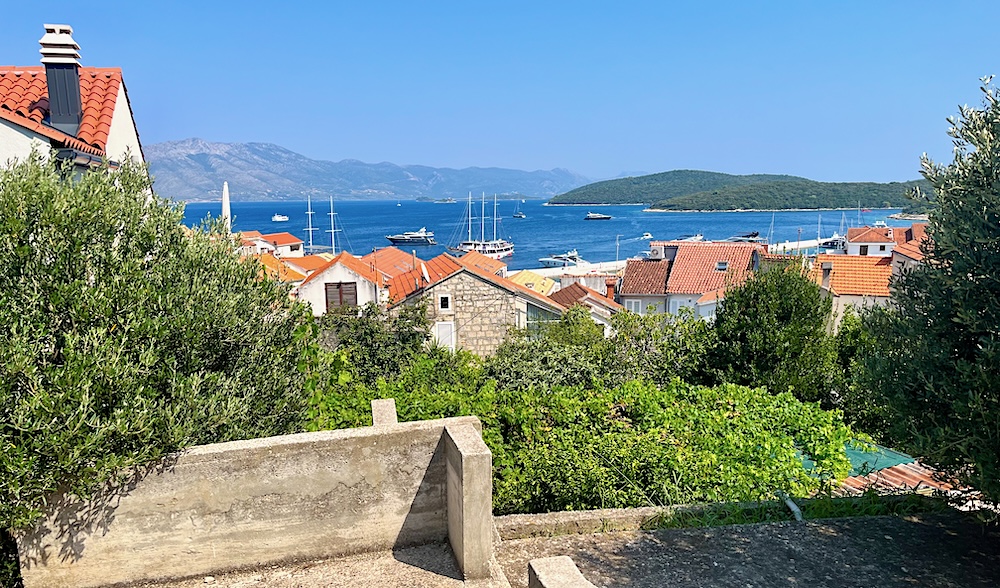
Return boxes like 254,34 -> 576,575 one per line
3,1 -> 997,181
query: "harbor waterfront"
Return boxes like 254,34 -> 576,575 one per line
183,199 -> 911,271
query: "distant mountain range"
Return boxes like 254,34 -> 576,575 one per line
146,139 -> 592,201
549,169 -> 929,212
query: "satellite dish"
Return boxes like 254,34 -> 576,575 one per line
421,263 -> 431,284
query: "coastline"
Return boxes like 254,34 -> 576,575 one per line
641,206 -> 902,213
543,202 -> 647,207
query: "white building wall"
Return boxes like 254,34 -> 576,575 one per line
296,265 -> 380,317
666,294 -> 699,315
0,121 -> 48,166
104,84 -> 144,164
846,242 -> 894,257
620,295 -> 665,315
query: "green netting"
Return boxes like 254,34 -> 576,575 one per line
846,443 -> 914,476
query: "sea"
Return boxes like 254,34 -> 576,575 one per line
181,200 -> 912,271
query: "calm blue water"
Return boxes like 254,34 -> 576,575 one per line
182,200 -> 911,271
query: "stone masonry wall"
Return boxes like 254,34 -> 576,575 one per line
423,272 -> 522,356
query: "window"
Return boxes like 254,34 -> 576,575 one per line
669,300 -> 680,314
438,294 -> 452,313
434,321 -> 455,350
625,299 -> 642,314
325,282 -> 358,311
879,245 -> 886,251
715,261 -> 729,271
860,245 -> 869,256
526,304 -> 559,333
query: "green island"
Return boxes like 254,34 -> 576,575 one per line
549,169 -> 933,213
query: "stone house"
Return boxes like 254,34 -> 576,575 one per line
388,253 -> 565,356
1,24 -> 144,169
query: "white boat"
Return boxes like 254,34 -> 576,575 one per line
640,232 -> 653,240
449,192 -> 514,260
386,227 -> 437,246
271,214 -> 289,222
674,233 -> 704,242
513,201 -> 526,219
584,211 -> 612,220
722,231 -> 765,243
538,249 -> 588,268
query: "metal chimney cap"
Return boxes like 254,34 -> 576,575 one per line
39,23 -> 81,65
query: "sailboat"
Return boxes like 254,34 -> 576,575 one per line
512,201 -> 526,219
450,192 -> 514,260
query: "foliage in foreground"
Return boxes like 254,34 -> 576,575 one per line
0,156 -> 319,533
309,312 -> 856,514
861,81 -> 1000,502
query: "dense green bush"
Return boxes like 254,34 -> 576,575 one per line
712,260 -> 837,405
0,156 -> 318,534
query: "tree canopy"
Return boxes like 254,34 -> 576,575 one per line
861,81 -> 1000,501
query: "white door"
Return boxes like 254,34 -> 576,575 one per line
434,321 -> 456,351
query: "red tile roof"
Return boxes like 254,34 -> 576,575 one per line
696,287 -> 726,305
549,282 -> 623,311
387,253 -> 565,313
360,247 -> 420,278
455,250 -> 507,275
286,254 -> 335,273
256,254 -> 306,283
388,254 -> 464,302
0,66 -> 122,152
839,461 -> 959,496
665,242 -> 761,295
847,226 -> 895,244
620,259 -> 671,295
812,254 -> 893,297
893,240 -> 924,262
299,252 -> 385,290
260,232 -> 303,246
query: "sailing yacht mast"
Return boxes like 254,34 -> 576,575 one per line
492,194 -> 498,240
305,193 -> 317,250
480,193 -> 486,242
467,191 -> 473,242
327,195 -> 338,255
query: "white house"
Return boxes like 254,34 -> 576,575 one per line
846,226 -> 896,257
295,252 -> 387,316
260,232 -> 305,258
0,24 -> 143,169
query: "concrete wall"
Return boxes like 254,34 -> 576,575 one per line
620,295 -> 665,315
528,556 -> 597,588
17,409 -> 490,587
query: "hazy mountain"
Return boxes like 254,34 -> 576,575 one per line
146,139 -> 591,201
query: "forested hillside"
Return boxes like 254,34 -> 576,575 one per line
651,179 -> 929,211
549,170 -> 804,205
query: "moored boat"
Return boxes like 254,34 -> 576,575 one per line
386,227 -> 437,246
448,192 -> 514,260
674,233 -> 704,241
271,214 -> 289,222
538,249 -> 588,268
584,211 -> 612,220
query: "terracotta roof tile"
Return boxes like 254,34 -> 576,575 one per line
811,254 -> 893,297
665,242 -> 761,295
621,259 -> 670,295
361,247 -> 421,278
455,250 -> 507,275
893,240 -> 924,262
388,254 -> 464,302
549,282 -> 623,312
256,253 -> 306,283
0,66 -> 122,151
260,232 -> 304,247
847,226 -> 895,244
299,252 -> 385,289
838,461 -> 959,496
286,254 -> 336,273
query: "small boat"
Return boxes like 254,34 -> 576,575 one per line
271,214 -> 289,222
539,249 -> 588,268
513,201 -> 526,218
675,233 -> 704,242
723,231 -> 765,243
584,212 -> 612,220
640,232 -> 653,240
386,227 -> 437,246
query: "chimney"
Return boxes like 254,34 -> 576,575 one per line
821,262 -> 833,290
605,278 -> 617,301
39,24 -> 82,136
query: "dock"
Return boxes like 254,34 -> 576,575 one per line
525,260 -> 627,278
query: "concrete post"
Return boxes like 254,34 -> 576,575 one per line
528,556 -> 597,588
371,398 -> 398,426
443,424 -> 493,580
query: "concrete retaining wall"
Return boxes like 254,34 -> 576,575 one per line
17,405 -> 490,588
528,556 -> 597,588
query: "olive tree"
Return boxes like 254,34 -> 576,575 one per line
863,80 -> 1000,501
